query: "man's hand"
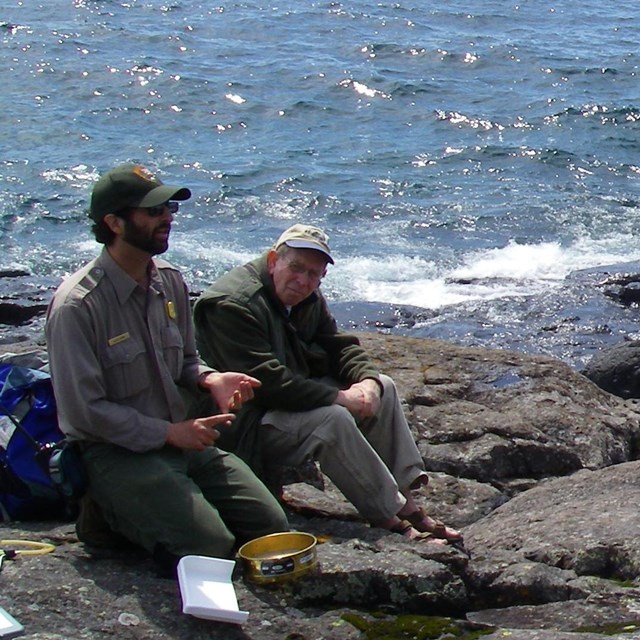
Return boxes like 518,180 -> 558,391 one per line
166,414 -> 235,450
335,379 -> 381,417
199,371 -> 261,412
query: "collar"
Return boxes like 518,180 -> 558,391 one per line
96,248 -> 161,305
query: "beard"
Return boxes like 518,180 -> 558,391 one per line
122,217 -> 170,255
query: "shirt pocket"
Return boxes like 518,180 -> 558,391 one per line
161,322 -> 184,380
101,337 -> 148,400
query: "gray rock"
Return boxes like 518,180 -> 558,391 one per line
292,538 -> 469,613
0,348 -> 49,369
468,591 -> 640,636
0,301 -> 48,325
3,334 -> 640,639
359,334 -> 640,491
464,461 -> 640,581
583,339 -> 640,398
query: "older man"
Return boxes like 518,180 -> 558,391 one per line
46,163 -> 287,574
193,224 -> 462,544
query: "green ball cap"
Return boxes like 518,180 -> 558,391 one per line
89,163 -> 191,221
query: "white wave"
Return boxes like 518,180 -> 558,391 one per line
42,164 -> 99,187
458,236 -> 640,281
225,93 -> 246,104
451,241 -> 568,281
329,236 -> 640,310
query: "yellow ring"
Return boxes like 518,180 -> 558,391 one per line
0,539 -> 56,556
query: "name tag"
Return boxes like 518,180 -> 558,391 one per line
108,332 -> 130,346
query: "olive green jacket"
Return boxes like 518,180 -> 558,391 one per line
192,253 -> 381,473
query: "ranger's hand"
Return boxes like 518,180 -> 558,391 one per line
166,414 -> 235,450
199,372 -> 261,412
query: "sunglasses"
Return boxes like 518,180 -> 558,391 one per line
144,201 -> 180,217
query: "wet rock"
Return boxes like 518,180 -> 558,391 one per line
332,300 -> 434,331
582,339 -> 640,398
0,301 -> 48,325
601,271 -> 640,306
0,268 -> 30,278
0,268 -> 51,327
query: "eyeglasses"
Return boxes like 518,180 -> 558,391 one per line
144,201 -> 179,217
282,258 -> 326,284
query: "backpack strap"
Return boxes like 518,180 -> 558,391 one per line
8,397 -> 31,424
0,401 -> 41,452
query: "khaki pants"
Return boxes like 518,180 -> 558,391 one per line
261,374 -> 426,522
80,443 -> 288,559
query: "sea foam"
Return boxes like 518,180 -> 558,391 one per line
329,234 -> 640,310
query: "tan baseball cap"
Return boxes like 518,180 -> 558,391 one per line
274,224 -> 334,264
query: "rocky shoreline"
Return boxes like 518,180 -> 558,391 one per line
3,326 -> 640,639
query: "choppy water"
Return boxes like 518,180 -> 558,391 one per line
2,1 -> 640,368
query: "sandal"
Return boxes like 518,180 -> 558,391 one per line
408,473 -> 430,490
403,509 -> 464,543
389,520 -> 448,545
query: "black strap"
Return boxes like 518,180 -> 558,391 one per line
0,400 -> 41,452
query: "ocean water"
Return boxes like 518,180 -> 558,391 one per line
2,0 -> 640,368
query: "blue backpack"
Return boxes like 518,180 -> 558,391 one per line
0,364 -> 86,521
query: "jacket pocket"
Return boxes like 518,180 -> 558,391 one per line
101,337 -> 148,400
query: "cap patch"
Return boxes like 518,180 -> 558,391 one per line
132,165 -> 156,183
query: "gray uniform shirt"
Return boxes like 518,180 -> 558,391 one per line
45,248 -> 214,452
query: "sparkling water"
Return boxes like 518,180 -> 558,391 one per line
2,1 -> 640,367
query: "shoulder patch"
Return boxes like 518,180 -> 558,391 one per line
75,266 -> 105,297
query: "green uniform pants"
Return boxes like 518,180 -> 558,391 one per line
81,442 -> 288,559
